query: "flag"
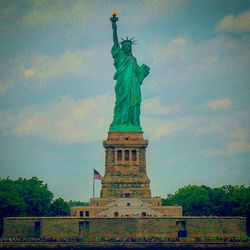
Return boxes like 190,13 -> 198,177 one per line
94,169 -> 103,180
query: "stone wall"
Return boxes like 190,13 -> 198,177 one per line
3,218 -> 40,238
141,197 -> 162,206
136,218 -> 178,238
153,206 -> 183,217
185,217 -> 247,238
3,216 -> 246,239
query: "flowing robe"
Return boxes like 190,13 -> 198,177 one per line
110,44 -> 149,132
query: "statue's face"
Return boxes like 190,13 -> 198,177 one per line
122,42 -> 132,55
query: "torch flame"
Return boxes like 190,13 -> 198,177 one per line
112,11 -> 118,16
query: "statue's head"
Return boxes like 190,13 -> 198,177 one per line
120,37 -> 136,55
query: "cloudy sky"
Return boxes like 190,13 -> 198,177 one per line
0,0 -> 250,201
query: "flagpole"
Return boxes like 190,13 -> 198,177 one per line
93,168 -> 94,198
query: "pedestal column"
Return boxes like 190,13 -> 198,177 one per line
101,132 -> 151,198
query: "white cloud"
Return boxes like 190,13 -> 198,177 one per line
202,139 -> 250,157
0,44 -> 111,93
24,49 -> 96,82
122,0 -> 186,26
141,97 -> 191,140
143,116 -> 195,140
202,148 -> 226,157
0,94 -> 191,143
0,4 -> 17,33
228,129 -> 248,140
0,83 -> 8,95
148,33 -> 250,93
203,56 -> 218,65
217,10 -> 250,33
143,97 -> 178,116
21,1 -> 90,27
141,0 -> 184,18
207,98 -> 231,110
227,140 -> 250,154
151,37 -> 187,65
0,4 -> 16,22
196,122 -> 224,135
1,95 -> 114,144
13,112 -> 47,134
24,68 -> 36,78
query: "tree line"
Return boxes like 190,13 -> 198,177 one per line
162,185 -> 249,216
162,184 -> 250,234
0,177 -> 88,218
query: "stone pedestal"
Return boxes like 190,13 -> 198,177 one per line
101,132 -> 151,198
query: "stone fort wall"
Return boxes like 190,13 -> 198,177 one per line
3,216 -> 246,239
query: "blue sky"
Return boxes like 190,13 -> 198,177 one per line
0,0 -> 250,201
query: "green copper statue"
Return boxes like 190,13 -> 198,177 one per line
109,12 -> 150,132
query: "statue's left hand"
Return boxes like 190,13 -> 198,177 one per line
142,64 -> 150,77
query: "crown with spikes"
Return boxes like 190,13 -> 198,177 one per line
120,36 -> 137,46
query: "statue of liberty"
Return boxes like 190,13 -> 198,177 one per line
109,12 -> 150,132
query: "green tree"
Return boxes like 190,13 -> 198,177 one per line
163,185 -> 212,215
0,178 -> 27,217
0,177 -> 53,217
49,198 -> 70,216
209,187 -> 227,215
162,184 -> 250,234
19,177 -> 53,216
68,200 -> 89,207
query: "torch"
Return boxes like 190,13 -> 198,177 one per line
110,11 -> 118,22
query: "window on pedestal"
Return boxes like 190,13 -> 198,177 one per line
125,150 -> 129,161
117,150 -> 122,161
111,147 -> 115,162
132,150 -> 137,161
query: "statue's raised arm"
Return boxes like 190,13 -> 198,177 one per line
110,12 -> 119,46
